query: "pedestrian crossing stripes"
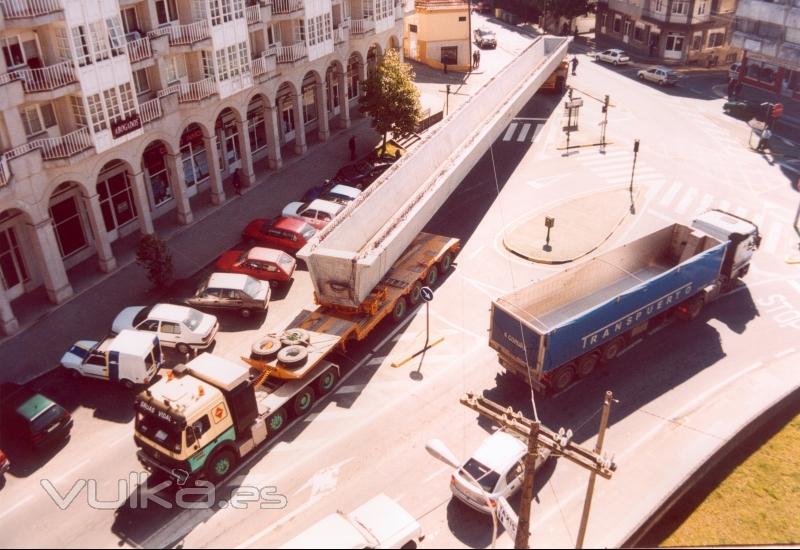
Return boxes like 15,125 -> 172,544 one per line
575,150 -> 792,257
501,119 -> 545,143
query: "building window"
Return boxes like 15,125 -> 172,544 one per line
20,103 -> 57,137
697,1 -> 707,15
71,25 -> 92,67
671,1 -> 688,15
181,126 -> 209,187
97,169 -> 137,232
70,96 -> 88,128
133,68 -> 150,95
165,55 -> 186,84
613,15 -> 622,33
623,20 -> 631,38
119,83 -> 136,118
87,93 -> 107,132
302,86 -> 316,123
106,16 -> 126,56
441,46 -> 457,65
0,226 -> 28,291
121,7 -> 139,34
633,24 -> 645,42
156,0 -> 179,25
691,33 -> 703,50
0,36 -> 25,68
103,89 -> 121,123
665,33 -> 685,52
296,20 -> 306,43
143,142 -> 172,207
707,31 -> 725,48
50,194 -> 88,258
90,21 -> 110,62
248,110 -> 268,152
459,16 -> 466,21
409,23 -> 418,33
654,0 -> 665,13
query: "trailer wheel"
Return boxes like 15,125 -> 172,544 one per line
268,408 -> 287,434
391,297 -> 408,322
677,295 -> 705,321
425,265 -> 439,286
408,281 -> 423,305
551,364 -> 576,393
316,369 -> 338,395
293,388 -> 315,416
439,251 -> 455,274
277,345 -> 309,366
601,337 -> 626,362
251,336 -> 282,360
577,353 -> 599,378
206,449 -> 237,483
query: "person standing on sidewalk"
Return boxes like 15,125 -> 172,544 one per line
726,79 -> 736,99
349,135 -> 356,161
476,49 -> 481,69
231,168 -> 242,196
756,128 -> 772,152
734,79 -> 743,99
571,56 -> 578,76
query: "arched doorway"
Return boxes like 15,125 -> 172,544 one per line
347,53 -> 363,101
300,71 -> 321,130
325,63 -> 343,117
246,94 -> 270,160
0,208 -> 33,301
215,107 -> 242,178
48,181 -> 91,265
95,160 -> 138,242
180,123 -> 211,196
367,44 -> 381,77
142,140 -> 174,209
276,82 -> 298,144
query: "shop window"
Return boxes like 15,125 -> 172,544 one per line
143,143 -> 172,207
0,226 -> 28,291
49,194 -> 88,258
441,46 -> 457,65
613,15 -> 622,33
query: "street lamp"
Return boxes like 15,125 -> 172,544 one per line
629,139 -> 640,213
425,439 -> 498,548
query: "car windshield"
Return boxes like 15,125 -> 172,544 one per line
132,306 -> 153,326
136,411 -> 182,452
243,277 -> 263,298
278,252 -> 294,266
183,309 -> 204,330
300,224 -> 316,240
195,278 -> 209,296
462,458 -> 500,493
29,403 -> 64,433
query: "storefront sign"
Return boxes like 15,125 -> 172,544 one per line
112,114 -> 142,139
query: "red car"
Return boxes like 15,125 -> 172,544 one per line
242,216 -> 316,254
215,247 -> 296,287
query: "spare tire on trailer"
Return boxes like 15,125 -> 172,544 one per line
277,344 -> 309,366
251,336 -> 282,360
280,328 -> 310,346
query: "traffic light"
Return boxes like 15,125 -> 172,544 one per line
602,94 -> 610,114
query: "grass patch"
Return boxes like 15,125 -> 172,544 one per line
661,413 -> 800,546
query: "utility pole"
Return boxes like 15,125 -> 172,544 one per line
600,95 -> 610,153
460,392 -> 617,549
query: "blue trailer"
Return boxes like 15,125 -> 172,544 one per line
489,212 -> 760,394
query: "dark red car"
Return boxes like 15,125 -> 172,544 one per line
215,247 -> 296,287
242,216 -> 316,254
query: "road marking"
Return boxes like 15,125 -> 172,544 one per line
467,245 -> 485,260
774,348 -> 796,359
0,495 -> 33,522
734,206 -> 749,218
531,124 -> 543,142
503,123 -> 518,141
49,458 -> 91,486
696,193 -> 715,215
718,199 -> 732,212
659,181 -> 683,207
675,187 -> 699,215
422,464 -> 452,485
788,279 -> 800,295
517,123 -> 531,142
762,221 -> 783,254
234,495 -> 323,549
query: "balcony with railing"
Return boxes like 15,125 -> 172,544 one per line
334,23 -> 350,44
350,18 -> 375,35
177,77 -> 217,103
272,0 -> 303,15
149,20 -> 211,46
126,36 -> 153,64
139,97 -> 163,124
246,3 -> 262,24
0,0 -> 63,19
4,127 -> 92,166
0,154 -> 9,187
276,42 -> 307,63
0,60 -> 77,94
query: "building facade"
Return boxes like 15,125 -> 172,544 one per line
731,0 -> 800,98
596,0 -> 739,66
0,0 -> 410,335
404,0 -> 470,71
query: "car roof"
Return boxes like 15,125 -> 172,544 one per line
307,199 -> 343,214
150,303 -> 194,322
207,272 -> 254,291
279,513 -> 365,549
328,184 -> 360,198
471,431 -> 526,473
273,216 -> 309,232
350,494 -> 421,546
15,393 -> 57,421
246,247 -> 286,263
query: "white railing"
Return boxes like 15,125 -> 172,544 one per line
39,127 -> 92,159
276,42 -> 307,63
126,36 -> 152,63
350,18 -> 375,35
0,154 -> 9,187
245,4 -> 261,23
178,77 -> 216,103
271,0 -> 302,14
8,60 -> 76,93
334,25 -> 349,44
157,83 -> 181,98
166,20 -> 210,45
139,98 -> 163,124
0,0 -> 62,18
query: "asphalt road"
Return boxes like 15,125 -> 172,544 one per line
1,20 -> 799,549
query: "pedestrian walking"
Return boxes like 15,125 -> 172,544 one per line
231,168 -> 242,196
348,135 -> 356,161
756,127 -> 772,152
571,56 -> 578,76
726,79 -> 735,99
472,50 -> 478,69
734,80 -> 743,99
443,62 -> 448,74
476,49 -> 480,68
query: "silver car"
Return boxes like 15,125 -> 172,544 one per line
186,272 -> 270,318
595,48 -> 630,66
637,66 -> 680,86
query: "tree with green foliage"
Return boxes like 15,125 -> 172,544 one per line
358,48 -> 422,154
528,0 -> 594,31
136,234 -> 174,289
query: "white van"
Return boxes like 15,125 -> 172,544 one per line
61,330 -> 163,388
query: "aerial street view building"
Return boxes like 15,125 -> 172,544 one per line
0,0 -> 798,548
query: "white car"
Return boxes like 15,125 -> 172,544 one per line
111,303 -> 218,355
279,493 -> 422,549
450,431 -> 551,514
637,66 -> 680,86
281,198 -> 344,230
321,184 -> 361,205
595,48 -> 630,66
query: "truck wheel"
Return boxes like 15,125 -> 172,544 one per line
206,449 -> 237,483
551,365 -> 576,393
425,265 -> 439,286
68,368 -> 81,379
601,337 -> 626,362
678,295 -> 705,321
391,297 -> 407,322
177,343 -> 192,356
316,369 -> 338,395
251,336 -> 282,360
268,408 -> 287,434
277,345 -> 309,366
121,379 -> 135,390
577,354 -> 599,378
408,281 -> 423,305
293,388 -> 315,416
439,251 -> 455,274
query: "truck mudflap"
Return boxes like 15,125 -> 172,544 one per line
497,353 -> 547,392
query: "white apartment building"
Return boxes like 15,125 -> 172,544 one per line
0,0 -> 410,335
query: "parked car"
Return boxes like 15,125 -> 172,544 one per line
723,99 -> 767,121
186,272 -> 271,318
332,161 -> 385,188
0,384 -> 73,449
111,303 -> 219,355
320,183 -> 361,205
729,62 -> 742,81
242,216 -> 316,254
474,27 -> 497,49
450,431 -> 551,514
472,1 -> 492,14
282,198 -> 344,230
637,66 -> 680,86
279,493 -> 422,549
216,246 -> 296,287
594,48 -> 630,66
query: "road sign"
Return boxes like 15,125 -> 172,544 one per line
421,286 -> 434,302
496,497 -> 518,542
772,102 -> 784,118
